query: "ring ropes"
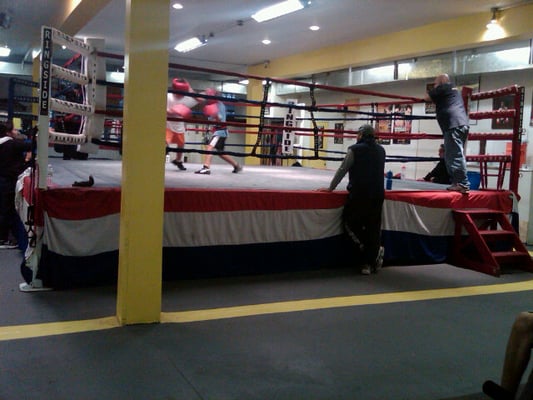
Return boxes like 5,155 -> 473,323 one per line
44,40 -> 530,192
96,50 -> 440,158
91,53 -> 439,165
89,48 -> 525,176
70,48 -> 531,188
97,49 -> 526,191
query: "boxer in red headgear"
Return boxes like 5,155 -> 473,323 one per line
166,78 -> 198,170
194,88 -> 242,175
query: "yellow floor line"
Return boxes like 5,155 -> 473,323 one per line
1,280 -> 533,342
0,316 -> 120,342
161,280 -> 533,323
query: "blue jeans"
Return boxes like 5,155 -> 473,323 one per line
443,126 -> 469,187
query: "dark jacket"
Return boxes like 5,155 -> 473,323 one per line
347,136 -> 385,200
0,137 -> 32,180
428,83 -> 469,131
423,159 -> 450,184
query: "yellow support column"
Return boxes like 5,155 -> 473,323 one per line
116,0 -> 169,325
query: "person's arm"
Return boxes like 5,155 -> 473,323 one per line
425,82 -> 441,102
424,86 -> 436,102
166,94 -> 174,114
318,150 -> 354,192
423,163 -> 439,181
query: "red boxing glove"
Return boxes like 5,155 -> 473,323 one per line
203,103 -> 219,118
171,103 -> 192,118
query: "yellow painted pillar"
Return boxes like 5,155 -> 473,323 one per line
116,0 -> 169,325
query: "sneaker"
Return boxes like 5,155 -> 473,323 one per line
447,183 -> 469,194
373,246 -> 385,272
0,240 -> 18,249
195,166 -> 211,175
233,164 -> 242,173
361,265 -> 372,275
172,160 -> 187,171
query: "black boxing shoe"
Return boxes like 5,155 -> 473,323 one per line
172,160 -> 187,171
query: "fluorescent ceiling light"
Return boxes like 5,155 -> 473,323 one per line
486,7 -> 499,29
262,39 -> 271,45
486,19 -> 499,30
172,3 -> 183,10
0,46 -> 11,57
109,71 -> 125,82
309,25 -> 320,31
484,21 -> 505,40
252,0 -> 304,23
174,37 -> 205,53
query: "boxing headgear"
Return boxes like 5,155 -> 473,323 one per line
172,78 -> 190,92
203,103 -> 219,118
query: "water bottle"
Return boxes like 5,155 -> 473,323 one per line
47,164 -> 54,186
386,170 -> 393,190
400,164 -> 406,180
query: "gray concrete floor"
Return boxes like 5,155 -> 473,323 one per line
1,247 -> 533,400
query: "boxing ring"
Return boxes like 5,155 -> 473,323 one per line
17,159 -> 515,289
13,26 -> 528,289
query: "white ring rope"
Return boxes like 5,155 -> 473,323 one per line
51,27 -> 93,57
51,64 -> 89,85
50,98 -> 94,115
49,130 -> 88,145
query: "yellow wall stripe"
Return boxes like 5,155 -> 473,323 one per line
248,3 -> 533,78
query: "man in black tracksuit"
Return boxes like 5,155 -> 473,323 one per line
320,124 -> 385,275
0,122 -> 33,249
